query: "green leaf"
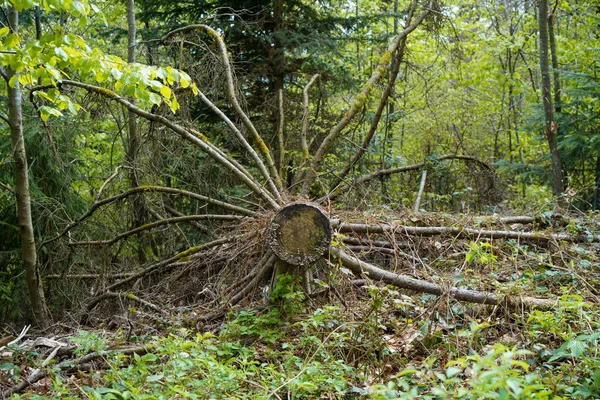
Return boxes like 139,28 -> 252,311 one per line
39,106 -> 63,122
566,340 -> 587,357
160,85 -> 172,99
0,27 -> 9,37
446,366 -> 462,378
145,374 -> 163,382
149,92 -> 162,105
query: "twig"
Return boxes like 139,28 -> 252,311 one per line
0,325 -> 30,351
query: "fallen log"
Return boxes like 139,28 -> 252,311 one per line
334,222 -> 600,243
330,246 -> 558,310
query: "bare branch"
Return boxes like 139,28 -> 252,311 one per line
277,89 -> 285,175
30,81 -> 280,210
321,154 -> 492,202
86,236 -> 236,311
334,221 -> 600,243
196,89 -> 282,202
69,214 -> 243,246
328,0 -> 416,190
41,185 -> 258,248
0,181 -> 14,194
159,24 -> 283,192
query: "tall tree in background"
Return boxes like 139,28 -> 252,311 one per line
127,0 -> 146,262
3,6 -> 49,328
538,0 -> 564,197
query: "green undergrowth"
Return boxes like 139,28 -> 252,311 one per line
5,276 -> 600,399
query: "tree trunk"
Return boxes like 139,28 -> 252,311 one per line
126,0 -> 146,262
538,0 -> 564,198
6,7 -> 49,328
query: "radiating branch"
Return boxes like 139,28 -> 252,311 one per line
159,24 -> 283,192
69,214 -> 243,246
41,185 -> 259,247
30,81 -> 280,210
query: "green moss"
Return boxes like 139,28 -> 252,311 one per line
351,92 -> 368,110
93,87 -> 117,98
378,50 -> 393,66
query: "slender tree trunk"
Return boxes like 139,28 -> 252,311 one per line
272,0 -> 285,174
126,0 -> 146,262
538,0 -> 564,197
6,7 -> 49,328
548,11 -> 561,113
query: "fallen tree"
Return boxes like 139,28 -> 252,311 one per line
30,0 -> 598,329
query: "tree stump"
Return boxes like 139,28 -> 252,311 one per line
268,203 -> 332,266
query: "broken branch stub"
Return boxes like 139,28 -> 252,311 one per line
268,203 -> 332,266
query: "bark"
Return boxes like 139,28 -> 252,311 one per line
538,0 -> 564,197
332,247 -> 557,310
547,10 -> 561,113
5,7 -> 49,329
300,1 -> 431,196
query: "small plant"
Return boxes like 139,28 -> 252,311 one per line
466,241 -> 498,267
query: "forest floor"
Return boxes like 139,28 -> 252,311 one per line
1,211 -> 600,399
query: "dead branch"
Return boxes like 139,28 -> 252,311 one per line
335,221 -> 600,243
2,345 -> 149,398
103,291 -> 169,315
0,181 -> 14,194
331,247 -> 558,310
196,89 -> 282,202
298,74 -> 319,170
229,252 -> 277,306
301,0 -> 432,196
277,89 -> 285,174
46,273 -> 135,280
68,214 -> 243,246
158,24 -> 283,191
86,236 -> 235,311
322,154 -> 493,202
42,186 -> 257,248
413,169 -> 428,212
